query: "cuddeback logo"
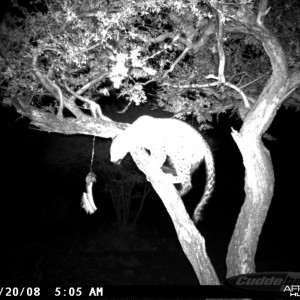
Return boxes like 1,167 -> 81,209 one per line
223,272 -> 300,296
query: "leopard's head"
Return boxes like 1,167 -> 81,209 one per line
110,134 -> 129,164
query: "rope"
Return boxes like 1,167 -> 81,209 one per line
89,136 -> 96,172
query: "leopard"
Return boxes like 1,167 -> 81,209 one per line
110,115 -> 215,223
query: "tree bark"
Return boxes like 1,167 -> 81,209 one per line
226,0 -> 300,277
226,129 -> 274,276
131,148 -> 220,285
13,100 -> 127,138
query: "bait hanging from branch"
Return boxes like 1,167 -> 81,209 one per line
81,136 -> 97,214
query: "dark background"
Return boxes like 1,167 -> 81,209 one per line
0,103 -> 299,286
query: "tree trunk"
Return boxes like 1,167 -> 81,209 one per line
226,129 -> 274,276
225,0 -> 300,277
226,72 -> 298,277
226,70 -> 300,277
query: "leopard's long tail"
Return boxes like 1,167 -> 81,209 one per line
192,139 -> 215,223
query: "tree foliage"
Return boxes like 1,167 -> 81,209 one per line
2,0 -> 298,128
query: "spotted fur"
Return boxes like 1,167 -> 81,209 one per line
110,115 -> 215,223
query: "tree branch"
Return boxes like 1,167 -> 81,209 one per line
69,75 -> 108,102
193,23 -> 216,52
32,49 -> 64,118
215,2 -> 226,84
256,0 -> 271,26
130,147 -> 220,285
162,47 -> 190,79
62,81 -> 112,121
31,48 -> 85,119
13,100 -> 126,138
163,76 -> 250,108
